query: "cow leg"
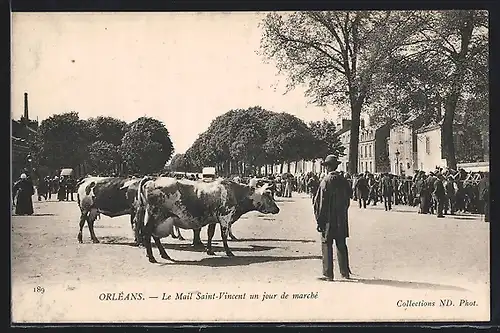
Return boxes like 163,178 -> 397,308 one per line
88,219 -> 100,243
206,224 -> 216,255
171,227 -> 179,239
176,227 -> 185,241
77,212 -> 86,243
192,228 -> 204,248
153,236 -> 172,261
220,224 -> 234,257
142,210 -> 157,263
228,224 -> 238,241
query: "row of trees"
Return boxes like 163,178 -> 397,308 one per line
30,112 -> 174,177
259,10 -> 488,173
167,106 -> 345,176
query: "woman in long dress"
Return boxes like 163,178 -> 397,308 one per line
13,173 -> 35,215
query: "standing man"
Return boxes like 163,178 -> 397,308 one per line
313,155 -> 352,281
381,173 -> 394,211
432,173 -> 446,218
478,172 -> 489,222
354,173 -> 369,209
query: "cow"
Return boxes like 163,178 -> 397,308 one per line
76,177 -> 142,244
133,176 -> 280,263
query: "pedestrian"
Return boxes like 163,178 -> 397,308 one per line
381,173 -> 393,211
13,173 -> 35,216
478,172 -> 489,222
37,176 -> 49,201
313,155 -> 352,281
58,176 -> 67,201
433,174 -> 446,218
66,176 -> 76,201
354,173 -> 369,209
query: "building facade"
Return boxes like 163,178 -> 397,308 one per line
387,116 -> 424,176
338,129 -> 350,172
358,122 -> 390,174
415,123 -> 447,172
358,127 -> 375,173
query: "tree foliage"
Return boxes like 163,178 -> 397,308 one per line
308,120 -> 345,160
35,112 -> 89,170
85,116 -> 128,146
260,11 -> 426,173
169,153 -> 189,172
87,140 -> 120,175
183,106 -> 338,176
120,117 -> 174,175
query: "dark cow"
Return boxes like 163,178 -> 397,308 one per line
76,177 -> 141,244
134,177 -> 280,263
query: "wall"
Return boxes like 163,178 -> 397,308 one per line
338,129 -> 350,172
388,125 -> 414,176
359,126 -> 376,173
416,126 -> 447,172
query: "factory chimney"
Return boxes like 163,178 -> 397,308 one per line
24,92 -> 29,121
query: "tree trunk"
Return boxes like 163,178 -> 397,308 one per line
348,103 -> 362,174
442,13 -> 474,170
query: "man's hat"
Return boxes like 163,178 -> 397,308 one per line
321,155 -> 341,167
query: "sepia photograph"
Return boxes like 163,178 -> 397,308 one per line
11,10 -> 490,323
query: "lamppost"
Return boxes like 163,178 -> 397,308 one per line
395,150 -> 400,176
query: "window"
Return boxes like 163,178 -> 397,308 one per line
369,145 -> 372,157
369,161 -> 373,173
425,136 -> 430,154
364,145 -> 367,157
360,146 -> 363,158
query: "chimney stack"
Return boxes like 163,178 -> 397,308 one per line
24,92 -> 29,121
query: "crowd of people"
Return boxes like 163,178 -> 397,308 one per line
232,166 -> 489,222
12,169 -> 79,216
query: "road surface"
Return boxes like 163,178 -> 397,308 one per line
11,193 -> 490,323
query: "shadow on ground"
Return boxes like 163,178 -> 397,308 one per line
97,236 -> 278,253
333,276 -> 468,292
158,254 -> 322,267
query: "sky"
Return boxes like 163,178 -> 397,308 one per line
12,12 -> 340,154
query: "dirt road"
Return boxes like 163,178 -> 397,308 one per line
11,193 -> 490,323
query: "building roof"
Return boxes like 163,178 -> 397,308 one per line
337,127 -> 350,136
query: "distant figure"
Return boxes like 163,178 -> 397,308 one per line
13,173 -> 35,216
380,173 -> 394,211
354,173 -> 369,209
37,176 -> 49,201
58,176 -> 67,201
478,173 -> 489,222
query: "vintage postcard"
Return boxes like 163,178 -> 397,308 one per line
11,11 -> 490,323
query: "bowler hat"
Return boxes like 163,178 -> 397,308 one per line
321,155 -> 341,167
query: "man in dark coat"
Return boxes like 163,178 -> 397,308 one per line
415,172 -> 428,214
313,155 -> 352,281
432,174 -> 446,218
13,173 -> 35,215
381,173 -> 394,211
354,173 -> 369,209
58,176 -> 67,201
65,176 -> 76,201
37,176 -> 49,201
478,172 -> 489,222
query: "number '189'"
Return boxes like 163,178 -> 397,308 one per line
33,286 -> 45,293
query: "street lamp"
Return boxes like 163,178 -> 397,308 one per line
395,150 -> 400,176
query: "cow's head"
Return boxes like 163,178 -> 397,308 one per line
250,183 -> 280,214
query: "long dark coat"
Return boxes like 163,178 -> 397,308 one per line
313,171 -> 352,240
13,179 -> 35,215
